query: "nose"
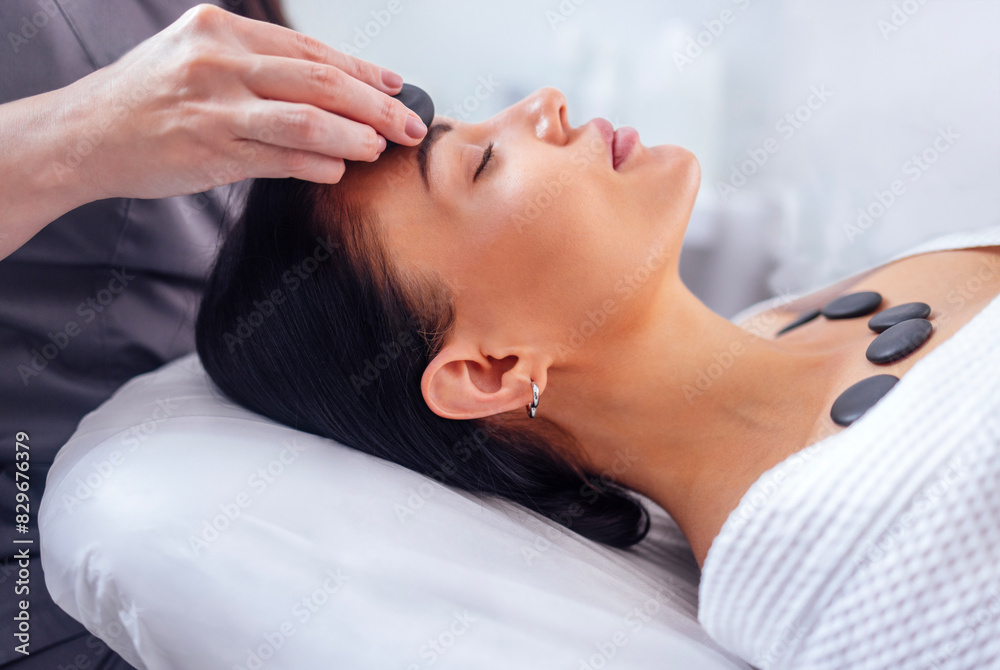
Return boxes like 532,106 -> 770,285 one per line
510,87 -> 568,144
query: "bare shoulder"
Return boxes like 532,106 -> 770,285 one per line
744,245 -> 1000,339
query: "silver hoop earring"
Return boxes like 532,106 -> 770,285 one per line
526,381 -> 540,418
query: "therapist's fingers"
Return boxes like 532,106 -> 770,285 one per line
234,100 -> 388,162
241,56 -> 425,147
175,5 -> 423,148
241,141 -> 348,184
225,8 -> 411,104
61,4 -> 426,204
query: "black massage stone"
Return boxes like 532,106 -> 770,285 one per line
865,318 -> 933,364
830,374 -> 899,426
776,308 -> 821,336
867,302 -> 931,333
385,83 -> 435,148
821,291 -> 883,319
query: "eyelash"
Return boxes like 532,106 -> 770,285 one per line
473,142 -> 494,182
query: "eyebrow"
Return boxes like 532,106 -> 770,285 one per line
417,122 -> 454,190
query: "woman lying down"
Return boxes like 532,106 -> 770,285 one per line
195,87 -> 1000,670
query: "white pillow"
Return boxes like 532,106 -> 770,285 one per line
39,353 -> 749,670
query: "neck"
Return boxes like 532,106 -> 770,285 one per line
542,275 -> 846,567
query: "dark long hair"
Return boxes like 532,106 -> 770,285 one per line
195,175 -> 651,549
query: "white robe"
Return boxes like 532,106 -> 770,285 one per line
699,223 -> 1000,670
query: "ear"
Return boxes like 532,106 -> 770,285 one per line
421,340 -> 542,420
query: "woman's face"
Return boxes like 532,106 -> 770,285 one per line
332,87 -> 700,417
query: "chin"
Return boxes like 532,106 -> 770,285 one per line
633,144 -> 698,201
652,144 -> 700,187
636,146 -> 700,262
660,145 -> 700,216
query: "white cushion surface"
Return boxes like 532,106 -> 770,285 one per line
39,352 -> 749,670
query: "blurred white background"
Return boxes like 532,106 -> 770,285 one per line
284,0 -> 1000,318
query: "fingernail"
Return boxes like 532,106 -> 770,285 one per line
405,113 -> 427,140
381,69 -> 403,90
377,134 -> 386,154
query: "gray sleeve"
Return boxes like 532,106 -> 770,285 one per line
0,0 -> 240,475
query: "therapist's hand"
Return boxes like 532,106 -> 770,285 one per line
66,3 -> 427,198
1,3 -> 428,259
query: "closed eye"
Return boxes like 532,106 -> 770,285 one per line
473,142 -> 494,182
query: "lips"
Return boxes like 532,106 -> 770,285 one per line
590,118 -> 639,170
612,126 -> 639,170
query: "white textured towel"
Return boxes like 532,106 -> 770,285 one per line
701,223 -> 1000,670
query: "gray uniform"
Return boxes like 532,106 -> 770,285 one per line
0,1 -> 238,666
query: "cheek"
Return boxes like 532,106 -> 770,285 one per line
452,188 -> 637,335
470,133 -> 610,245
446,145 -> 681,334
446,162 -> 561,275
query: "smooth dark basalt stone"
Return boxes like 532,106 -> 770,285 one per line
386,83 -> 435,148
394,83 -> 435,127
866,318 -> 933,364
821,291 -> 883,319
776,308 -> 822,336
830,374 -> 900,426
868,302 -> 932,333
